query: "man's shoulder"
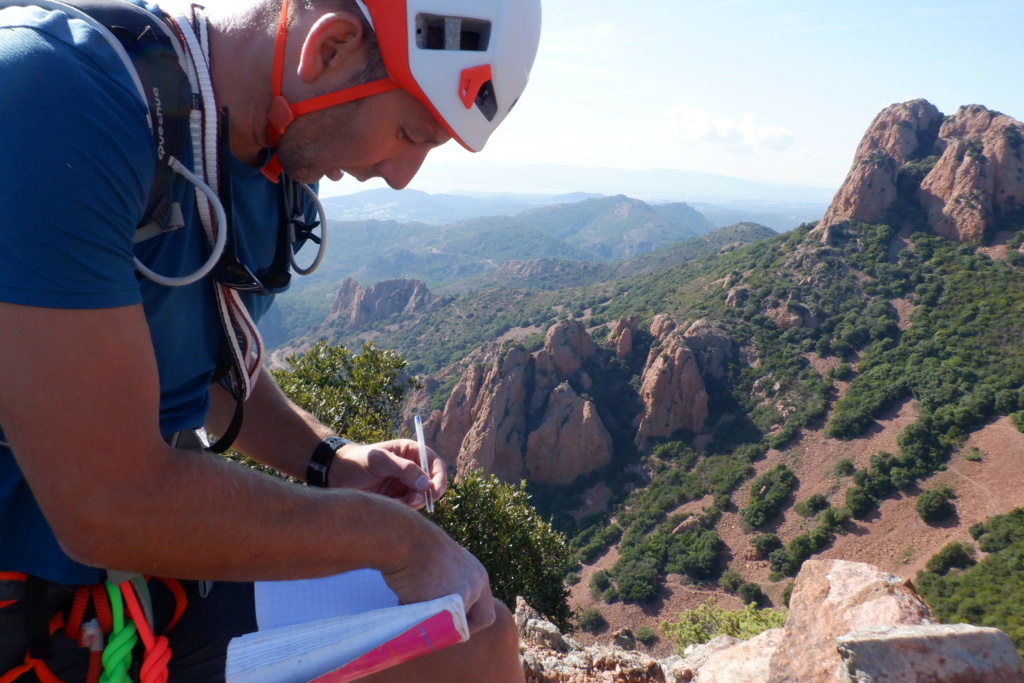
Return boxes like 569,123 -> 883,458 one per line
0,2 -> 144,105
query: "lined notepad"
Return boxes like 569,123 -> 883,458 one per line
225,571 -> 468,683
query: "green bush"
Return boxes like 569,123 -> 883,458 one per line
635,626 -> 658,646
272,339 -> 418,443
781,582 -> 795,607
737,582 -> 765,606
741,465 -> 797,529
916,486 -> 957,524
964,447 -> 982,462
660,598 -> 788,653
845,486 -> 874,519
751,533 -> 782,557
577,607 -> 607,634
924,542 -> 976,575
833,458 -> 855,477
590,570 -> 612,599
718,569 -> 743,593
794,493 -> 830,517
430,471 -> 573,629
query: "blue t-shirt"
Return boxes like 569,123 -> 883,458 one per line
0,3 -> 306,584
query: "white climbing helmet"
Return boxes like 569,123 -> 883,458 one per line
353,0 -> 542,152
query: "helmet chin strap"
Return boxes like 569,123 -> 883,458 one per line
261,0 -> 400,182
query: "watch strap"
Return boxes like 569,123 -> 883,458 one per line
306,435 -> 355,487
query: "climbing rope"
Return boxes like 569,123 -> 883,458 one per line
99,581 -> 137,683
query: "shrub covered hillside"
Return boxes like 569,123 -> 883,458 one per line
918,508 -> 1024,656
279,205 -> 1024,618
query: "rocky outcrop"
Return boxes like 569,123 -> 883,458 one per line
920,104 -> 1024,243
765,560 -> 935,682
633,315 -> 731,444
525,383 -> 613,483
328,277 -> 434,328
818,100 -> 942,238
837,623 -> 1024,682
725,286 -> 749,308
518,560 -> 1024,683
608,316 -> 641,358
817,99 -> 1024,244
436,320 -> 612,485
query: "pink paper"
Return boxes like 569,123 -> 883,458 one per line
310,610 -> 466,683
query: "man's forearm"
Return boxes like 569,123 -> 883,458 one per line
63,439 -> 423,581
207,372 -> 335,480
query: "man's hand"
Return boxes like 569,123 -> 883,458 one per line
381,513 -> 497,634
329,439 -> 447,509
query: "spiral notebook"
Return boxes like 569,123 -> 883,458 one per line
224,571 -> 469,683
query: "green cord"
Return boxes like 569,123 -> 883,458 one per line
100,580 -> 138,683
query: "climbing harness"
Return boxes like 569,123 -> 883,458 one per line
0,573 -> 187,683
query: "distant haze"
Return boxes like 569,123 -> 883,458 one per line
321,162 -> 836,206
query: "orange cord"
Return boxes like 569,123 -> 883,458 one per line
120,583 -> 170,683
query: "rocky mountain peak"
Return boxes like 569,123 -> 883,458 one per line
818,99 -> 1024,243
432,319 -> 612,486
328,277 -> 434,329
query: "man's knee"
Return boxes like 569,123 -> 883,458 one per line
489,597 -> 520,651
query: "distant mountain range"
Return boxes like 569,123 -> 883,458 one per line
322,161 -> 838,205
305,195 -> 741,290
319,188 -> 827,234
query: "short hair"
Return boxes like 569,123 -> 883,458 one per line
299,0 -> 388,86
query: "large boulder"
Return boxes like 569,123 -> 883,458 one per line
837,624 -> 1024,682
765,560 -> 935,682
634,335 -> 709,444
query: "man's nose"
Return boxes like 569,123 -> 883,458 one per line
380,147 -> 431,190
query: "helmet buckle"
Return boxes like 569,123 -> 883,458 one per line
458,64 -> 493,109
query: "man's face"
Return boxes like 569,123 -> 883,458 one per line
276,88 -> 452,188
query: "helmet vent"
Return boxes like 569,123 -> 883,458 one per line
475,80 -> 497,121
416,14 -> 491,52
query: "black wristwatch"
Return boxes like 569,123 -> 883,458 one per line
306,436 -> 356,487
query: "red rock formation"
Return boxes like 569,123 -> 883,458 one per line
817,99 -> 1024,244
634,335 -> 708,445
681,319 -> 732,379
328,277 -> 433,328
525,383 -> 613,484
607,316 -> 640,358
436,320 -> 613,485
919,105 -> 1024,243
818,100 -> 942,236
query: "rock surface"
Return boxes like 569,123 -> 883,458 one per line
435,320 -> 612,485
633,315 -> 729,444
517,560 -> 1024,683
766,560 -> 935,682
328,277 -> 434,328
608,316 -> 641,358
837,623 -> 1024,683
817,99 -> 1024,244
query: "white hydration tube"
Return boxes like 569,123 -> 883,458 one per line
133,157 -> 228,286
289,182 -> 329,276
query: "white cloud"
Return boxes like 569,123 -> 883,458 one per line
663,104 -> 796,152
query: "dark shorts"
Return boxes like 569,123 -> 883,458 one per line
0,578 -> 257,683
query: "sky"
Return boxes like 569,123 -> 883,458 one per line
319,0 -> 1024,198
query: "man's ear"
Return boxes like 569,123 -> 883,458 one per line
296,12 -> 366,84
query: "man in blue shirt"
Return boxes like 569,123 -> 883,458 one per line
0,0 -> 541,680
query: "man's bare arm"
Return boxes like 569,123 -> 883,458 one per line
0,302 -> 493,630
206,373 -> 447,504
